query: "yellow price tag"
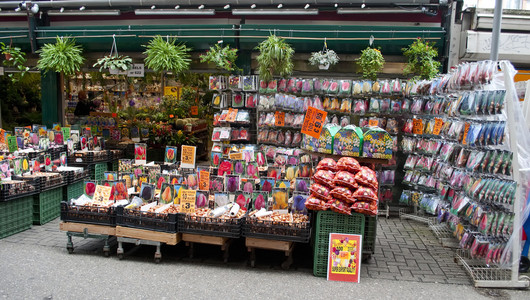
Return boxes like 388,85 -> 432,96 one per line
180,189 -> 197,214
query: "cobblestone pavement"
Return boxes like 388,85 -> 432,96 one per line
1,216 -> 471,286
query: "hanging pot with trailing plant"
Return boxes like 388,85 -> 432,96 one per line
255,35 -> 294,82
308,40 -> 339,70
37,36 -> 85,77
357,46 -> 385,81
93,35 -> 133,73
402,38 -> 441,80
200,43 -> 240,72
1,42 -> 29,81
143,35 -> 191,75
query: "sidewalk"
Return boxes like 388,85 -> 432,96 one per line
1,217 -> 528,299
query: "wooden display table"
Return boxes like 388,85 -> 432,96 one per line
245,237 -> 294,269
181,233 -> 232,263
115,226 -> 181,263
60,222 -> 116,256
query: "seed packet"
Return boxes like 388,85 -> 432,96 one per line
225,175 -> 240,193
251,191 -> 269,210
271,188 -> 289,210
260,177 -> 275,193
275,179 -> 291,189
369,98 -> 380,113
292,192 -> 309,215
209,176 -> 225,193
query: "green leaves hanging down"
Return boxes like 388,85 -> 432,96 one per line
308,49 -> 339,67
357,47 -> 385,81
200,44 -> 239,72
255,35 -> 294,82
93,55 -> 133,72
402,38 -> 441,80
143,36 -> 191,75
37,36 -> 84,76
1,42 -> 29,82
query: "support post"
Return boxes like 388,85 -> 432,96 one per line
490,0 -> 503,61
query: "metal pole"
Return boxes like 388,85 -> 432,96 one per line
490,0 -> 504,60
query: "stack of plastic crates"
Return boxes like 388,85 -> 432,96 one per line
64,180 -> 85,202
363,216 -> 377,260
89,163 -> 107,182
312,211 -> 365,277
33,187 -> 63,225
0,195 -> 33,239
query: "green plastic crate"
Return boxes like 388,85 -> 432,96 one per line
313,211 -> 365,277
363,216 -> 377,255
33,187 -> 63,225
0,196 -> 33,239
90,163 -> 107,182
64,180 -> 85,201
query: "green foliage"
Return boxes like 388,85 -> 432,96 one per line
200,44 -> 239,72
255,35 -> 294,82
0,43 -> 29,82
143,36 -> 191,75
93,54 -> 132,72
37,37 -> 84,76
357,47 -> 385,81
402,39 -> 441,80
0,73 -> 41,130
309,49 -> 339,67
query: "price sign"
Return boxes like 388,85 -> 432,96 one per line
225,108 -> 238,122
180,189 -> 197,214
301,106 -> 328,139
412,118 -> 424,135
433,118 -> 443,135
7,136 -> 18,152
199,170 -> 210,191
181,145 -> 196,169
275,111 -> 285,127
327,233 -> 362,283
229,152 -> 243,160
368,119 -> 379,127
191,106 -> 199,116
462,122 -> 471,145
0,128 -> 5,144
93,185 -> 112,203
127,64 -> 145,78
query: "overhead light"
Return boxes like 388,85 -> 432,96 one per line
251,4 -> 257,9
224,4 -> 230,9
304,4 -> 310,9
198,4 -> 205,9
79,6 -> 86,11
151,5 -> 156,9
60,7 -> 64,12
277,4 -> 283,8
30,3 -> 39,14
334,3 -> 338,8
361,3 -> 366,9
19,1 -> 27,10
175,5 -> 180,9
135,9 -> 216,16
14,7 -> 21,12
337,8 -> 423,14
48,9 -> 121,16
232,9 -> 319,15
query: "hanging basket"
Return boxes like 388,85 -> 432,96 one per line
318,63 -> 330,70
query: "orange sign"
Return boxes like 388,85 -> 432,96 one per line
433,118 -> 443,135
412,119 -> 424,135
275,111 -> 285,127
199,170 -> 210,191
226,108 -> 238,122
368,119 -> 379,127
301,107 -> 328,139
191,106 -> 199,116
169,114 -> 174,119
180,189 -> 196,214
229,152 -> 243,160
462,122 -> 470,145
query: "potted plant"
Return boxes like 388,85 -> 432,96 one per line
36,36 -> 85,76
402,38 -> 441,80
309,49 -> 339,70
1,42 -> 29,81
143,36 -> 191,75
256,35 -> 294,82
93,55 -> 132,72
200,44 -> 239,72
357,47 -> 385,81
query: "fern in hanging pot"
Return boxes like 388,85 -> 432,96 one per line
357,47 -> 385,81
256,35 -> 294,82
200,44 -> 239,72
37,36 -> 84,76
402,38 -> 441,80
309,49 -> 339,70
143,36 -> 191,75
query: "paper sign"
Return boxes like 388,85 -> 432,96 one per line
412,119 -> 424,135
0,128 -> 5,144
7,136 -> 18,152
180,189 -> 197,213
93,185 -> 113,203
127,64 -> 145,78
368,119 -> 379,127
229,152 -> 243,160
61,127 -> 71,141
164,86 -> 180,97
301,106 -> 328,139
191,106 -> 199,116
226,108 -> 238,122
199,170 -> 210,191
327,233 -> 362,283
462,122 -> 470,145
432,118 -> 443,135
275,111 -> 285,127
181,145 -> 196,169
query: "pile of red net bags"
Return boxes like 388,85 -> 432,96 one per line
305,157 -> 378,216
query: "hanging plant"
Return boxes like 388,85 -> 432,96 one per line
36,36 -> 84,76
143,36 -> 191,75
1,42 -> 29,81
200,44 -> 239,72
402,38 -> 441,80
256,35 -> 294,82
309,49 -> 339,70
357,47 -> 385,81
93,55 -> 132,72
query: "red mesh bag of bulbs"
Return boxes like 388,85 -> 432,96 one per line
336,157 -> 361,173
330,186 -> 354,204
313,169 -> 335,189
305,195 -> 329,211
352,186 -> 378,203
330,199 -> 352,215
309,183 -> 332,201
351,201 -> 378,216
333,171 -> 358,190
354,166 -> 378,189
316,158 -> 337,172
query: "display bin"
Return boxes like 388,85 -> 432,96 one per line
0,196 -> 33,239
68,150 -> 109,165
11,175 -> 42,193
312,211 -> 365,277
116,206 -> 177,233
242,217 -> 311,243
60,202 -> 117,226
178,213 -> 242,238
59,169 -> 89,184
63,180 -> 85,202
49,145 -> 67,160
33,187 -> 63,225
363,216 -> 377,256
0,181 -> 38,202
39,174 -> 66,192
89,163 -> 108,182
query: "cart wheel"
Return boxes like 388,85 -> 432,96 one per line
117,253 -> 124,260
518,275 -> 530,288
67,247 -> 74,254
154,258 -> 161,264
103,250 -> 110,257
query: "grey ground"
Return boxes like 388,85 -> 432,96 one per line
1,217 -> 529,299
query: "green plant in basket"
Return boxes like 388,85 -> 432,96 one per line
309,49 -> 339,70
357,47 -> 385,81
256,35 -> 294,82
93,55 -> 132,72
143,36 -> 191,75
200,44 -> 239,72
1,42 -> 29,81
37,36 -> 84,76
402,38 -> 441,80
